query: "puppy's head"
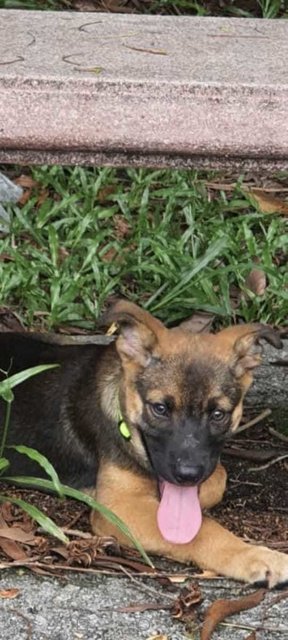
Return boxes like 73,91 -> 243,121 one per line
104,301 -> 281,486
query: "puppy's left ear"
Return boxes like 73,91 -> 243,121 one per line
100,300 -> 166,368
232,325 -> 282,378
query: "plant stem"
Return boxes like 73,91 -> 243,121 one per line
0,399 -> 12,460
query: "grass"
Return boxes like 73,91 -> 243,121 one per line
0,166 -> 287,330
0,0 -> 287,18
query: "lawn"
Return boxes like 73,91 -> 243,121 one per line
0,166 -> 287,330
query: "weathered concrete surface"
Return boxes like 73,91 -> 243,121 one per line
0,11 -> 288,170
0,570 -> 287,640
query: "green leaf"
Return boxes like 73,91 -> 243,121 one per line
0,457 -> 10,472
0,364 -> 59,400
0,495 -> 68,543
0,387 -> 14,403
7,445 -> 64,497
4,476 -> 153,567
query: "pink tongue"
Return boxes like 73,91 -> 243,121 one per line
157,481 -> 202,544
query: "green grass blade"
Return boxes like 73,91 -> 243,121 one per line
7,445 -> 64,497
151,237 -> 227,311
4,476 -> 153,567
0,365 -> 59,397
0,495 -> 68,544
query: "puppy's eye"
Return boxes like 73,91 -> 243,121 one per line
150,402 -> 168,418
211,409 -> 226,423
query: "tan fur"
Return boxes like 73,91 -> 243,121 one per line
92,302 -> 286,586
100,372 -> 120,422
91,462 -> 288,587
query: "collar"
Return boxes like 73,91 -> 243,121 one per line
118,411 -> 132,441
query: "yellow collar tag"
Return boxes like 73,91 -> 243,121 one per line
118,417 -> 131,440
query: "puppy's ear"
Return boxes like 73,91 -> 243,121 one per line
102,300 -> 165,367
230,324 -> 282,378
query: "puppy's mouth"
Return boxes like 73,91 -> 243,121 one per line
139,433 -> 215,545
157,479 -> 202,545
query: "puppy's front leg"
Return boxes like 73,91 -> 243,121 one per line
91,463 -> 288,588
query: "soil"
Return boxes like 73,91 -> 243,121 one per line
214,420 -> 288,551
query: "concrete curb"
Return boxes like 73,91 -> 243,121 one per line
0,11 -> 288,170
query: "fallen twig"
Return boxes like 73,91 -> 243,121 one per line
264,589 -> 288,610
249,453 -> 288,472
120,565 -> 176,602
109,602 -> 170,613
268,426 -> 288,444
269,359 -> 288,366
224,447 -> 279,462
235,409 -> 271,434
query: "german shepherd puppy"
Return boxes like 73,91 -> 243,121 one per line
1,300 -> 287,587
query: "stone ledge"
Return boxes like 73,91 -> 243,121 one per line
0,10 -> 288,169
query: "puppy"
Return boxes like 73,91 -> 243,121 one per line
0,300 -> 286,586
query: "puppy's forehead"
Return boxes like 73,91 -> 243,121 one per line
160,328 -> 231,358
140,348 -> 236,408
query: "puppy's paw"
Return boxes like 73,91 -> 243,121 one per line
199,464 -> 227,509
238,546 -> 288,588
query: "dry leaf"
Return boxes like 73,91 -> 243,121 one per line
171,582 -> 203,622
0,512 -> 29,561
244,633 -> 256,640
246,188 -> 288,214
200,588 -> 266,640
14,175 -> 38,189
36,188 -> 49,208
0,588 -> 20,599
0,537 -> 28,561
245,269 -> 266,296
97,185 -> 117,203
114,215 -> 131,240
58,246 -> 70,263
101,247 -> 118,263
14,174 -> 39,206
146,635 -> 169,640
0,526 -> 35,544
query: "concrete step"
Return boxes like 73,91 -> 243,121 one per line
0,10 -> 288,170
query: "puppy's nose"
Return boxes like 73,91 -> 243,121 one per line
175,463 -> 204,485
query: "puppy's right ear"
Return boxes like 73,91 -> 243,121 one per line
102,300 -> 166,368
